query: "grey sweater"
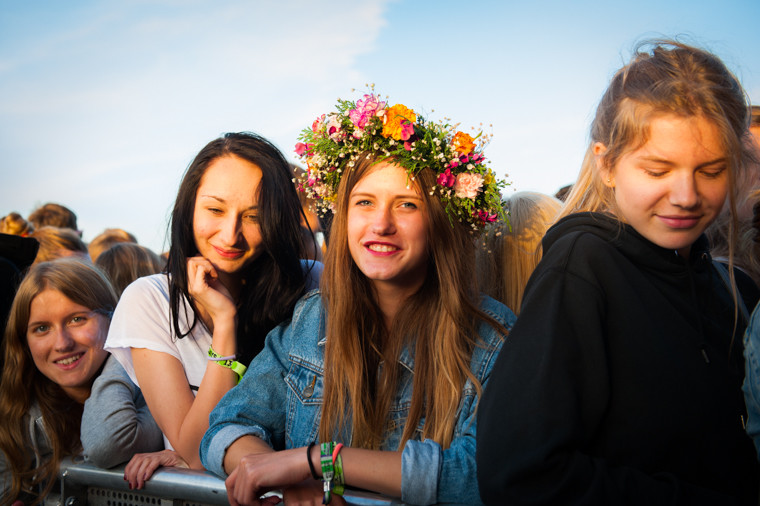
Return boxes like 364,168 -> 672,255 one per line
81,355 -> 163,468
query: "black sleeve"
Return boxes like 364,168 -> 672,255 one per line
476,249 -> 742,505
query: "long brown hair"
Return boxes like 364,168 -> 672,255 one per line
0,259 -> 117,506
319,153 -> 507,449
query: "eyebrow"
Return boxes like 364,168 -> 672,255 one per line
198,195 -> 258,210
637,155 -> 727,167
350,191 -> 423,200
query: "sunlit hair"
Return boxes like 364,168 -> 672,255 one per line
96,243 -> 165,298
27,203 -> 78,232
30,226 -> 89,265
319,153 -> 508,450
166,132 -> 309,365
88,228 -> 138,263
477,192 -> 561,314
0,259 -> 117,506
558,39 -> 752,340
561,40 -> 750,222
0,212 -> 34,236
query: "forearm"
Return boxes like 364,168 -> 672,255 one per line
223,435 -> 275,474
174,359 -> 238,468
309,445 -> 402,498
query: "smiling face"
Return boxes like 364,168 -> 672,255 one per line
347,162 -> 429,297
192,154 -> 264,276
26,288 -> 109,403
597,114 -> 728,258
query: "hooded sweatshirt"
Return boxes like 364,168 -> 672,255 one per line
477,212 -> 759,505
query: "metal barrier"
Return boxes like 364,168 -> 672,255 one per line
55,457 -> 403,506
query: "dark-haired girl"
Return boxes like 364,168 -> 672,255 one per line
103,132 -> 320,487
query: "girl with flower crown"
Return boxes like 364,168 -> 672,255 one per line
477,40 -> 760,505
98,132 -> 321,488
200,96 -> 514,505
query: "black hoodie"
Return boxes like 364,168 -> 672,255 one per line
477,212 -> 759,505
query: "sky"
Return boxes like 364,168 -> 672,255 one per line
1,0 -> 759,253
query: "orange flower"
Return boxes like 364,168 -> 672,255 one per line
382,104 -> 416,141
452,131 -> 476,155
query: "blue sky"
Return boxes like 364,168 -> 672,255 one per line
2,0 -> 759,253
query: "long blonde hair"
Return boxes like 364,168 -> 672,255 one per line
0,259 -> 117,506
319,154 -> 507,449
558,39 -> 753,343
478,192 -> 561,314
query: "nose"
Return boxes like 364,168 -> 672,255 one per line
370,204 -> 396,236
219,215 -> 242,247
53,327 -> 75,353
669,173 -> 700,210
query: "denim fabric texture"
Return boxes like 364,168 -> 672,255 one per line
744,301 -> 760,460
200,290 -> 514,505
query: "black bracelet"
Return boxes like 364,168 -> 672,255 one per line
306,441 -> 320,480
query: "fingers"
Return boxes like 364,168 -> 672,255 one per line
187,257 -> 218,294
123,450 -> 179,490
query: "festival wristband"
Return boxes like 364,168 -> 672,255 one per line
320,442 -> 335,504
207,346 -> 247,384
332,443 -> 345,496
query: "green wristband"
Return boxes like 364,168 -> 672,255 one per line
207,346 -> 247,384
320,442 -> 335,504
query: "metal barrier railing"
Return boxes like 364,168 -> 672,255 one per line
55,457 -> 403,506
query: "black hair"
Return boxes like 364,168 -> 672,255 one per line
166,132 -> 308,364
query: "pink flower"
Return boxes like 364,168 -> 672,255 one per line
471,153 -> 485,164
404,141 -> 413,151
348,94 -> 386,130
398,120 -> 415,141
454,172 -> 484,200
312,114 -> 326,134
474,209 -> 497,224
437,168 -> 456,187
295,143 -> 308,156
325,114 -> 344,142
449,159 -> 460,168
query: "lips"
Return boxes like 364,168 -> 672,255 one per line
658,215 -> 701,229
54,352 -> 84,368
212,246 -> 245,259
365,242 -> 400,255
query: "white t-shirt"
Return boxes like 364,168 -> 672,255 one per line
104,262 -> 322,448
105,274 -> 211,391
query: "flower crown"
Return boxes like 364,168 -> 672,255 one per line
294,89 -> 508,229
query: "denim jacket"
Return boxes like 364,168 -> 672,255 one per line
200,290 -> 514,505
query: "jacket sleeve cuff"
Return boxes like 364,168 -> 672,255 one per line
202,424 -> 272,478
401,438 -> 441,505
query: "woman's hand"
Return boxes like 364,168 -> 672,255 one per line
225,448 -> 314,506
123,449 -> 188,490
186,256 -> 236,328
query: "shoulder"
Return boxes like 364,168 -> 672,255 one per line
291,289 -> 324,322
120,273 -> 170,301
471,296 -> 515,379
300,260 -> 323,292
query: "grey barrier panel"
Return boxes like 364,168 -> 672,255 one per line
56,457 -> 404,505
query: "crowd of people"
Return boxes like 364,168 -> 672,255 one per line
2,39 -> 760,506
